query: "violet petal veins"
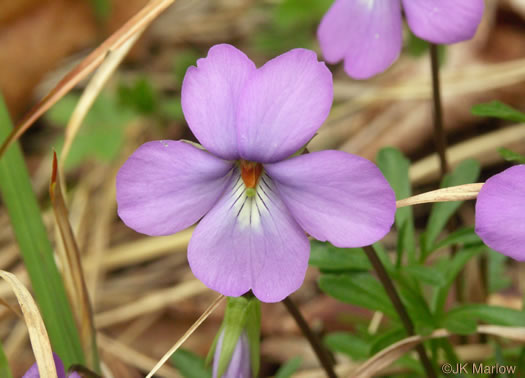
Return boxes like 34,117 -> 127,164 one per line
116,44 -> 396,302
318,0 -> 484,79
475,165 -> 525,261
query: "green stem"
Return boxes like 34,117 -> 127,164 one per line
283,297 -> 337,378
429,43 -> 449,178
363,246 -> 437,378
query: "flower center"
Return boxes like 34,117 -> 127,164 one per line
240,160 -> 263,197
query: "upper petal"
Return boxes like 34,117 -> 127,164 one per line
475,165 -> 525,261
318,0 -> 403,79
402,0 -> 484,44
116,140 -> 233,236
188,171 -> 310,302
236,49 -> 333,163
265,151 -> 396,247
181,44 -> 256,160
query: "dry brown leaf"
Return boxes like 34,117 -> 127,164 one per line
396,183 -> 484,208
49,152 -> 97,369
0,0 -> 178,158
0,270 -> 57,378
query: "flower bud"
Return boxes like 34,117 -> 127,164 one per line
208,296 -> 261,378
213,331 -> 251,378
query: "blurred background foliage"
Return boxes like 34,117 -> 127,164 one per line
1,0 -> 525,376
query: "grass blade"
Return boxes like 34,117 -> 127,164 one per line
0,94 -> 84,367
0,339 -> 12,378
0,270 -> 57,378
50,152 -> 99,370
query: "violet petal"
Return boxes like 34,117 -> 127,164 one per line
265,151 -> 396,248
188,170 -> 309,302
475,165 -> 525,261
402,0 -> 484,44
181,44 -> 256,160
23,353 -> 66,378
236,49 -> 333,163
116,140 -> 233,236
318,0 -> 403,79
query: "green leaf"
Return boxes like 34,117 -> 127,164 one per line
275,357 -> 302,378
432,246 -> 485,315
47,93 -> 136,170
433,227 -> 482,252
171,349 -> 211,378
471,100 -> 525,123
395,276 -> 436,334
404,265 -> 446,287
89,0 -> 111,22
159,98 -> 184,121
442,311 -> 477,335
487,249 -> 512,293
309,241 -> 370,271
319,273 -> 397,318
423,159 -> 481,255
0,93 -> 84,368
323,332 -> 370,360
173,50 -> 201,86
118,77 -> 158,115
443,304 -> 525,335
0,341 -> 12,378
369,327 -> 405,355
377,148 -> 416,264
274,0 -> 332,28
498,147 -> 525,165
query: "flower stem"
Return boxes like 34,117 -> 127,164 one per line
363,246 -> 437,378
429,43 -> 449,178
282,297 -> 337,378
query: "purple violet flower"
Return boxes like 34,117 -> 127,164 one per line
23,353 -> 81,378
475,165 -> 525,261
116,44 -> 396,302
213,331 -> 251,378
317,0 -> 485,79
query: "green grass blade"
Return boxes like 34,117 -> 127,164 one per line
0,94 -> 84,368
0,341 -> 12,378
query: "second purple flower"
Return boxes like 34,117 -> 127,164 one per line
116,44 -> 396,302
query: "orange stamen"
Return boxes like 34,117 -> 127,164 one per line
240,160 -> 263,189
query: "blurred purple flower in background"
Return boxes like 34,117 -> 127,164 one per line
317,0 -> 485,79
116,44 -> 396,302
23,353 -> 80,378
475,165 -> 525,261
213,331 -> 251,378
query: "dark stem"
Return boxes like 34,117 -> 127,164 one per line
363,246 -> 437,378
283,297 -> 337,378
429,43 -> 449,178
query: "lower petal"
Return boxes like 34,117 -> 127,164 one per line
475,165 -> 525,261
265,151 -> 396,248
318,0 -> 403,79
188,171 -> 310,302
402,0 -> 484,44
116,140 -> 233,236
